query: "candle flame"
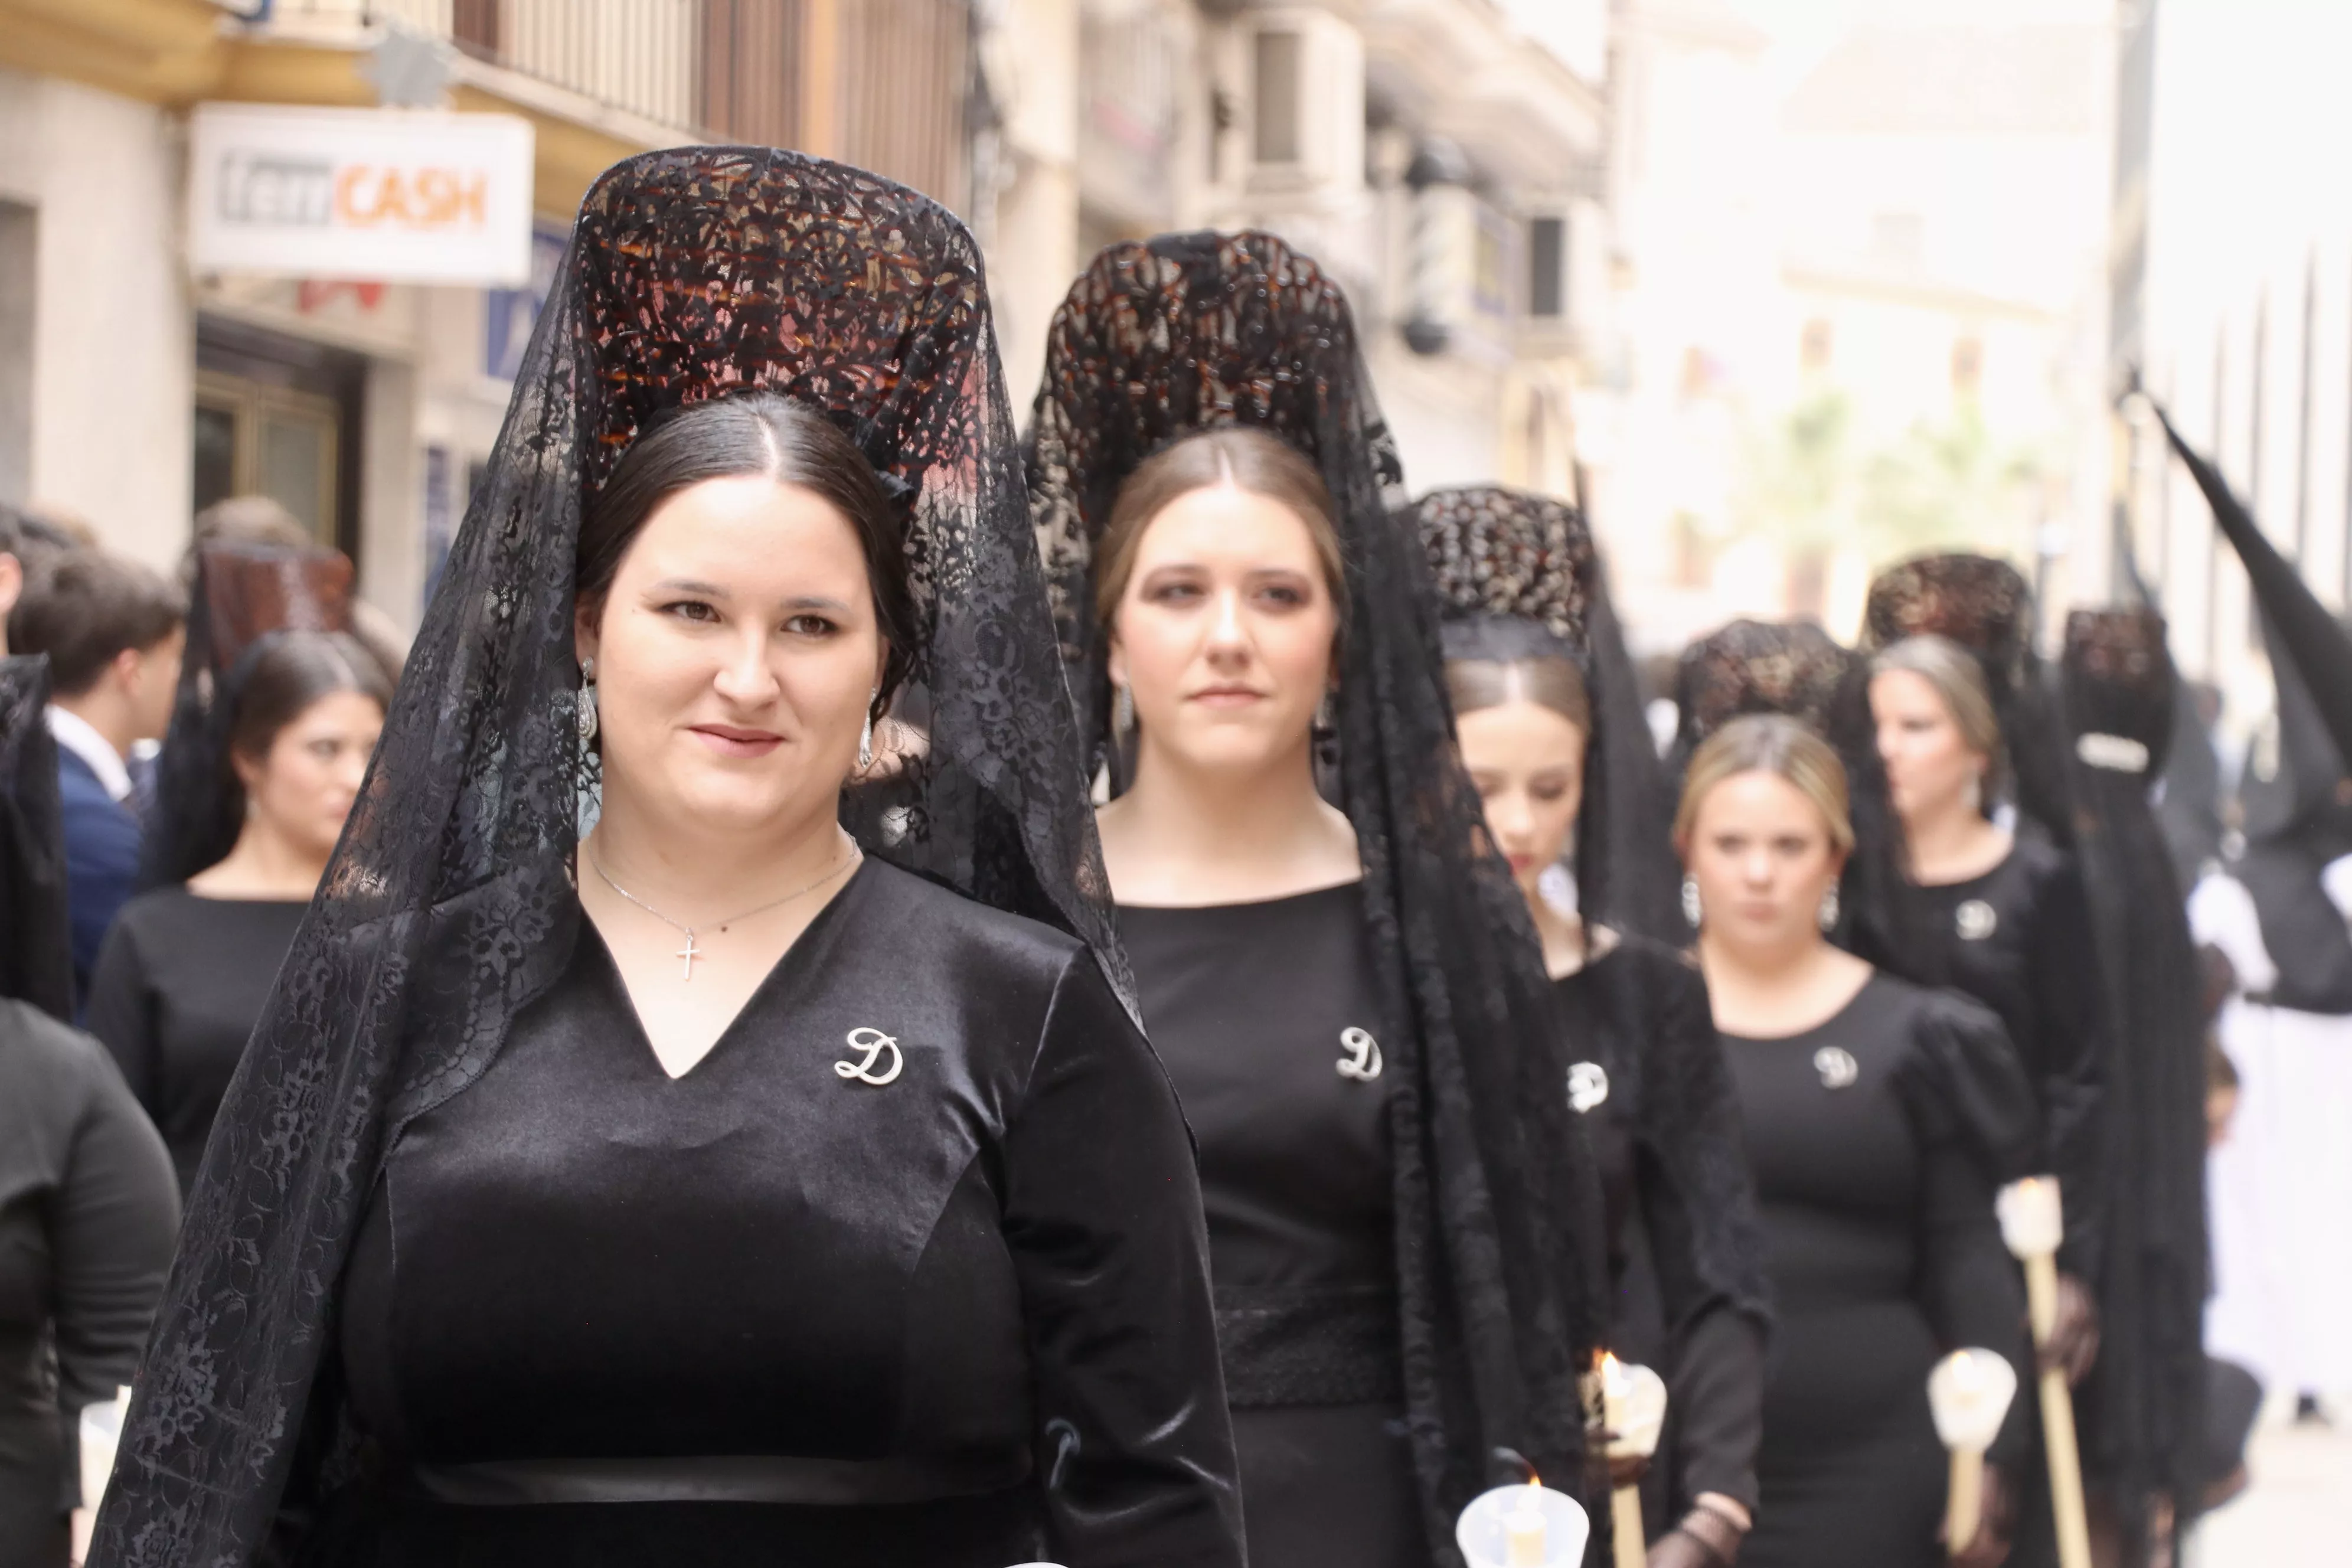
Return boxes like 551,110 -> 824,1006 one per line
1527,1471 -> 1541,1491
1599,1351 -> 1629,1397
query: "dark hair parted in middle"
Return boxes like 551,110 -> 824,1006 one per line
1445,655 -> 1591,732
577,393 -> 921,721
227,631 -> 394,772
1093,426 -> 1347,633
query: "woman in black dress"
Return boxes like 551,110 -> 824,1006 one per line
1861,559 -> 2105,1383
89,612 -> 391,1193
0,654 -> 178,1568
1413,486 -> 1767,1568
1673,710 -> 2035,1568
90,149 -> 1241,1568
1029,236 -> 1608,1566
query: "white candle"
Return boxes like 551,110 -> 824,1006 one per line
1505,1483 -> 1547,1566
1927,1350 -> 2018,1552
1996,1176 -> 2064,1261
1456,1479 -> 1591,1568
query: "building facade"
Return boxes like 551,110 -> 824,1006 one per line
0,0 -> 1603,632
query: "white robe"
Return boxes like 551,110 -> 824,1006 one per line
2197,865 -> 2352,1395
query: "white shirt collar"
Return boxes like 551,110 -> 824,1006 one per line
47,705 -> 133,803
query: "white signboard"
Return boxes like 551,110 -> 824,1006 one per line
188,103 -> 535,286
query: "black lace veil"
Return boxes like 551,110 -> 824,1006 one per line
1026,232 -> 1605,1559
1861,553 -> 2075,845
141,542 -> 357,887
1667,618 -> 1916,962
93,148 -> 1115,1567
2053,607 -> 2208,1552
1410,485 -> 1680,941
0,655 -> 71,1019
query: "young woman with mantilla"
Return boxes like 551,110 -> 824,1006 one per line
90,544 -> 391,1194
1674,707 -> 2035,1568
1414,486 -> 1768,1568
1030,234 -> 1607,1567
1861,558 -> 2105,1402
89,149 -> 1241,1568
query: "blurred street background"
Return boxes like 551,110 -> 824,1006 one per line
3,2 -> 2349,1555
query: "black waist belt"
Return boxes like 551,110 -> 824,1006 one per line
407,1448 -> 1032,1507
1215,1282 -> 1404,1409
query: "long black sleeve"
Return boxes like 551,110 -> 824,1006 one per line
81,923 -> 159,1123
1634,955 -> 1768,1512
1001,953 -> 1244,1568
1899,998 -> 2037,1469
2024,858 -> 2106,1280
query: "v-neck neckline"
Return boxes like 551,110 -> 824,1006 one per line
576,857 -> 875,1082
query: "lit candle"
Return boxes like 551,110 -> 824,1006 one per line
1505,1480 -> 1547,1567
1456,1476 -> 1591,1568
1927,1350 -> 2017,1554
1995,1177 -> 2093,1568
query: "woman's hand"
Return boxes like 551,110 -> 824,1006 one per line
2042,1273 -> 2101,1385
1649,1497 -> 1747,1566
1943,1461 -> 2014,1567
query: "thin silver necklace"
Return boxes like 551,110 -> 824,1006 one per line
587,836 -> 861,980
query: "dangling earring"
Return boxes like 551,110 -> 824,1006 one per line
857,687 -> 878,773
1113,683 -> 1135,739
1315,690 -> 1338,732
1962,769 -> 1984,814
1681,874 -> 1702,929
576,656 -> 598,743
1817,884 -> 1841,932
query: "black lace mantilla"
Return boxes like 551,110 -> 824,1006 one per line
1412,485 -> 1680,940
1863,551 -> 2073,842
1668,618 -> 1913,961
1027,233 -> 1606,1563
93,148 -> 1116,1567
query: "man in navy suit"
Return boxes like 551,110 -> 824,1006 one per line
8,549 -> 184,1010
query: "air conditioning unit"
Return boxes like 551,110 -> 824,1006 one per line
1243,9 -> 1365,204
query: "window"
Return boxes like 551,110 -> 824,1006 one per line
1253,30 -> 1303,165
1528,215 -> 1566,319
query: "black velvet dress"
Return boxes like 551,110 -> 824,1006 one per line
1552,935 -> 1766,1537
1720,973 -> 2034,1568
83,887 -> 310,1194
1897,831 -> 2105,1275
1119,884 -> 1425,1568
303,858 -> 1243,1568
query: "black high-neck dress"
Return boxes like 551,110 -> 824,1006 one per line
84,887 -> 311,1194
297,858 -> 1243,1568
1893,831 -> 2105,1277
1552,934 -> 1767,1537
1719,972 -> 2035,1568
1119,883 -> 1425,1568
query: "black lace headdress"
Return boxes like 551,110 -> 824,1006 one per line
142,542 -> 357,887
0,655 -> 71,1019
1412,485 -> 1680,941
93,148 -> 1113,1566
1861,552 -> 2075,842
1667,618 -> 1916,961
1027,232 -> 1605,1557
2053,607 -> 2208,1551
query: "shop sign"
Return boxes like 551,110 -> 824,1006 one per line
188,104 -> 534,286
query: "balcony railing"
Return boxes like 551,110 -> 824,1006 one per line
262,0 -> 969,209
